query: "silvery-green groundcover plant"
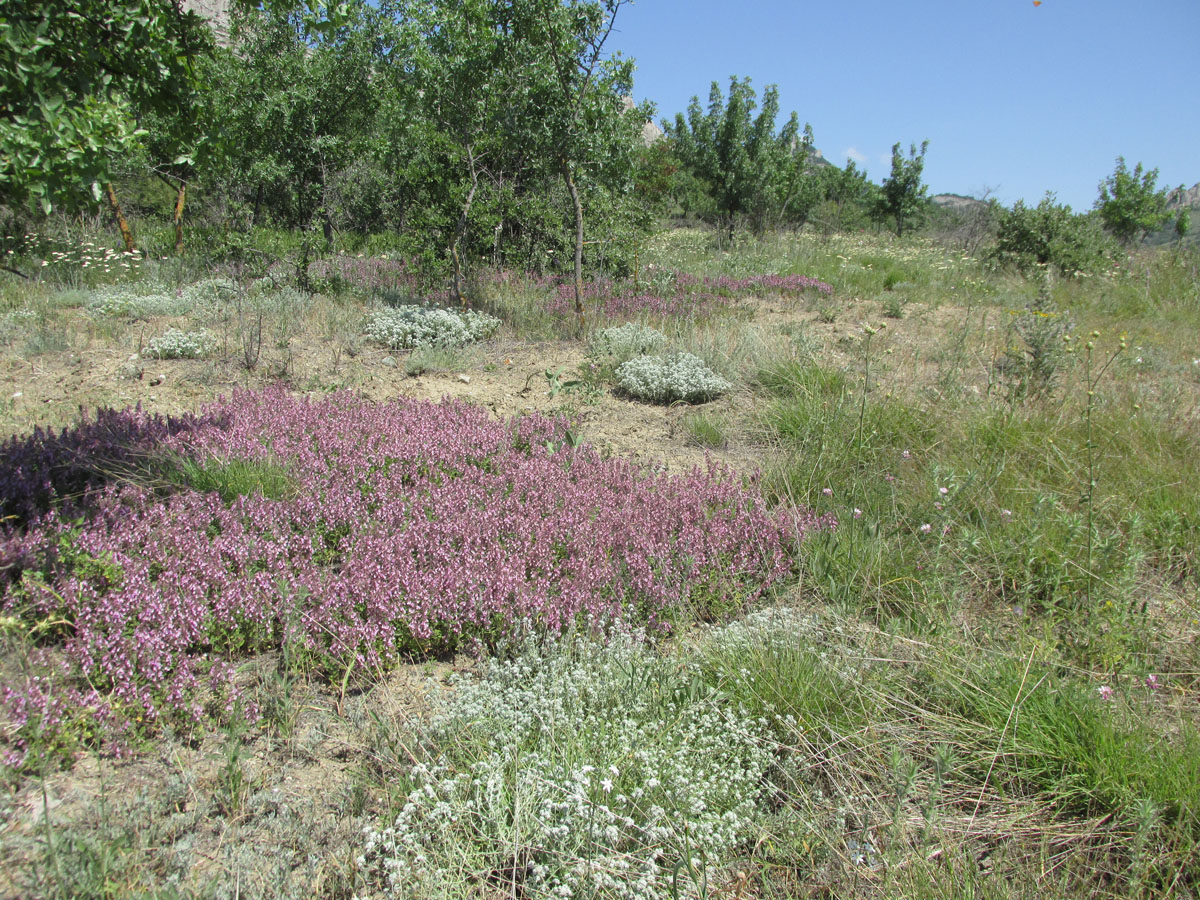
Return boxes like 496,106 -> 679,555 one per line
356,631 -> 780,900
364,305 -> 500,350
144,328 -> 214,359
589,323 -> 668,360
616,352 -> 732,404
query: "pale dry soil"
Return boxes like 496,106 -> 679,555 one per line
0,293 -> 990,898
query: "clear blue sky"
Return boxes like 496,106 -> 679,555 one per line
608,0 -> 1200,210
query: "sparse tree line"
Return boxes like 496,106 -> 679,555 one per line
0,0 -> 1192,296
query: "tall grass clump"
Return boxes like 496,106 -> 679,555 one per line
753,317 -> 1200,670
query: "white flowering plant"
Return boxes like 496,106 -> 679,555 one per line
144,328 -> 214,360
615,352 -> 732,405
588,323 -> 668,362
363,305 -> 500,350
356,633 -> 778,900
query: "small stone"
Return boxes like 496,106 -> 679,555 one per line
458,374 -> 471,384
381,356 -> 397,368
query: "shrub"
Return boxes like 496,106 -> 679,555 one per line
357,632 -> 779,900
363,305 -> 500,350
588,322 -> 667,361
143,328 -> 213,359
988,194 -> 1113,277
616,352 -> 732,404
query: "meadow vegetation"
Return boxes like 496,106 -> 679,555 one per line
0,220 -> 1196,900
3,3 -> 1199,896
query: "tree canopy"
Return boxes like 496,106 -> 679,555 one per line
1095,157 -> 1175,246
0,0 -> 210,212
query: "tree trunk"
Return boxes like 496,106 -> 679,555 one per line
451,148 -> 479,309
561,159 -> 585,335
252,183 -> 263,227
173,182 -> 186,255
105,183 -> 135,253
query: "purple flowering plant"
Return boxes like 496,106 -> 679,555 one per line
542,272 -> 834,318
1,389 -> 830,768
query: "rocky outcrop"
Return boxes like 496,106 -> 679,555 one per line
182,0 -> 232,46
1167,182 -> 1200,210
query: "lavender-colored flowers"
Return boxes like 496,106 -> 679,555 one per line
543,272 -> 833,318
1,389 -> 831,766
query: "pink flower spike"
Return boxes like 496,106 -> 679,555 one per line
919,523 -> 932,534
1097,685 -> 1114,701
1145,674 -> 1159,690
852,508 -> 862,519
822,488 -> 833,497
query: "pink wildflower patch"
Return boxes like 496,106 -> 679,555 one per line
1,388 -> 830,765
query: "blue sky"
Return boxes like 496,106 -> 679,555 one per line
608,0 -> 1200,210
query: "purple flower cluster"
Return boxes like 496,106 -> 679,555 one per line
543,272 -> 833,318
305,255 -> 455,305
0,406 -> 209,532
1,389 -> 831,766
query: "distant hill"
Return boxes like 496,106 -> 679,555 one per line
932,193 -> 988,211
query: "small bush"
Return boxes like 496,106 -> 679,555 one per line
588,322 -> 667,361
988,195 -> 1114,277
616,352 -> 732,404
143,328 -> 213,360
363,305 -> 500,350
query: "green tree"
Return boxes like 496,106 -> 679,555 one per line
209,3 -> 380,237
0,0 -> 210,214
988,193 -> 1112,277
669,77 -> 814,241
875,140 -> 930,237
1095,157 -> 1174,245
814,158 -> 876,236
501,0 -> 640,327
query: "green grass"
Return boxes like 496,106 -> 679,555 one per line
4,222 -> 1200,900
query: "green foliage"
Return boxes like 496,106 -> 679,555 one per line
168,456 -> 298,505
1096,157 -> 1174,246
813,158 -> 878,235
0,0 -> 211,213
208,2 -> 380,234
989,194 -> 1113,277
875,141 -> 930,237
683,411 -> 727,448
1175,208 -> 1192,242
668,77 -> 818,238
